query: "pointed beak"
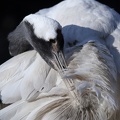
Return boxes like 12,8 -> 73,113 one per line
52,50 -> 67,72
50,42 -> 80,103
50,39 -> 67,72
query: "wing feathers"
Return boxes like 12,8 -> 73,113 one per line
0,50 -> 57,103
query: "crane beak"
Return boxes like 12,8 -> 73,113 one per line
52,50 -> 67,72
50,38 -> 67,72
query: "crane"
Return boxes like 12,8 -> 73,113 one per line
0,0 -> 120,119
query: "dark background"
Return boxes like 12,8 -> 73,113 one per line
0,0 -> 120,64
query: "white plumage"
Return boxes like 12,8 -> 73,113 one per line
0,0 -> 120,120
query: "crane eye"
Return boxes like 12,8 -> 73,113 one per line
50,39 -> 56,43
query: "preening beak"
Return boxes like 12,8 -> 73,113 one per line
51,45 -> 80,103
52,50 -> 67,72
52,41 -> 67,72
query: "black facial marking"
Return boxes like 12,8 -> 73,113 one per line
8,22 -> 33,56
56,29 -> 64,52
24,21 -> 53,57
23,21 -> 65,70
24,21 -> 64,69
24,21 -> 64,55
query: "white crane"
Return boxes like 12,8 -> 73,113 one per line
0,0 -> 120,120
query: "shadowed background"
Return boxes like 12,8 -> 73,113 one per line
0,0 -> 120,64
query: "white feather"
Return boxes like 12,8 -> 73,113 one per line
0,50 -> 58,103
0,0 -> 120,120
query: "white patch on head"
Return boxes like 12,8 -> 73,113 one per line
23,14 -> 62,41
